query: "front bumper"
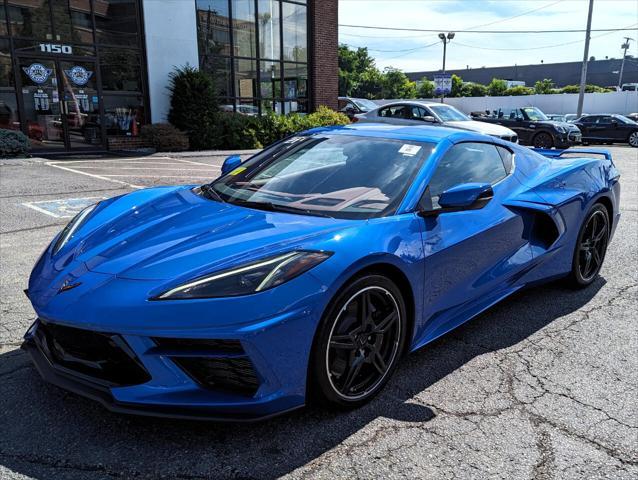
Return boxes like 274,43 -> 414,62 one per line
555,130 -> 582,147
22,306 -> 317,421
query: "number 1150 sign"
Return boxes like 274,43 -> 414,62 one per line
39,43 -> 73,54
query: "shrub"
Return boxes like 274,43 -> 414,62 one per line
417,78 -> 435,98
487,78 -> 508,96
461,82 -> 488,97
0,129 -> 29,157
559,84 -> 613,94
504,85 -> 534,96
140,123 -> 189,151
167,65 -> 218,149
534,78 -> 554,94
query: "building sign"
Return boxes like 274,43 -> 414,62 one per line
33,89 -> 50,111
22,63 -> 52,84
39,43 -> 73,54
434,73 -> 452,95
64,66 -> 93,86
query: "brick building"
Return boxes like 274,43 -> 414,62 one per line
0,0 -> 339,154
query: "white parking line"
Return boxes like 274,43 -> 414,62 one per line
64,166 -> 213,171
174,158 -> 218,167
46,162 -> 143,189
102,174 -> 214,178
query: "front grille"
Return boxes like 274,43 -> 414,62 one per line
35,320 -> 150,386
152,337 -> 260,396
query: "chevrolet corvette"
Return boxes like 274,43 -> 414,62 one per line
23,124 -> 620,420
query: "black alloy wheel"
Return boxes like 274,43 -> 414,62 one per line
533,131 -> 554,148
568,203 -> 610,287
310,275 -> 406,407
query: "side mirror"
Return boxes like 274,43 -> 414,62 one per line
221,155 -> 242,175
421,115 -> 437,123
419,183 -> 493,217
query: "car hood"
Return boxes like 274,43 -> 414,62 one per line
444,120 -> 516,136
546,121 -> 580,131
58,186 -> 354,281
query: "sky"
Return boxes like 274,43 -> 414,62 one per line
338,0 -> 638,74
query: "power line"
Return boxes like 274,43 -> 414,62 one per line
339,24 -> 638,34
461,0 -> 565,31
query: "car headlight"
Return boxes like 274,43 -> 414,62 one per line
554,124 -> 566,133
155,250 -> 332,300
52,203 -> 97,255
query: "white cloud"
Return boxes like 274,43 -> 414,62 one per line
338,0 -> 638,73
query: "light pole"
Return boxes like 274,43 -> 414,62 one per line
618,37 -> 634,89
438,32 -> 454,102
576,0 -> 594,118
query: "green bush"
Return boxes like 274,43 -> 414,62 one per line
487,78 -> 508,96
559,84 -> 613,94
461,82 -> 488,97
167,65 -> 218,149
140,123 -> 189,152
504,85 -> 534,96
0,129 -> 29,157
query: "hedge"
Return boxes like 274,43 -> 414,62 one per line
0,129 -> 29,157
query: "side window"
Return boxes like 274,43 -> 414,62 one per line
427,143 -> 508,206
597,116 -> 612,124
338,99 -> 348,110
408,105 -> 427,120
496,145 -> 514,174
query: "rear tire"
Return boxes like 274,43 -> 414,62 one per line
533,132 -> 554,149
628,131 -> 638,147
565,203 -> 610,288
309,274 -> 407,408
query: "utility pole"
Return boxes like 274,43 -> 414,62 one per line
576,0 -> 594,117
438,32 -> 454,103
618,37 -> 634,89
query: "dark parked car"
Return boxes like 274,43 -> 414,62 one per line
472,106 -> 582,148
574,114 -> 638,147
624,112 -> 638,123
338,97 -> 379,119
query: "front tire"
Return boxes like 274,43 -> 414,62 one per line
533,132 -> 554,149
628,131 -> 638,147
310,274 -> 407,408
566,203 -> 610,288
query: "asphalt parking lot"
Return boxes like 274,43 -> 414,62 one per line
0,146 -> 636,480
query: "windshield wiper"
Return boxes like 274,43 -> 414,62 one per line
199,184 -> 225,203
232,200 -> 334,218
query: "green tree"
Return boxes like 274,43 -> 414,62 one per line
353,68 -> 385,99
449,74 -> 464,97
504,85 -> 534,96
381,67 -> 417,99
461,82 -> 488,97
487,78 -> 508,96
167,65 -> 218,149
417,78 -> 435,98
534,78 -> 554,94
338,44 -> 377,97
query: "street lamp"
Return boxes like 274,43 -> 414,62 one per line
438,32 -> 454,102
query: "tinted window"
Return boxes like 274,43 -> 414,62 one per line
379,105 -> 407,118
596,116 -> 612,124
496,146 -> 514,174
428,142 -> 508,202
408,105 -> 428,120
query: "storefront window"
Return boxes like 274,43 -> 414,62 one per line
258,0 -> 280,61
94,0 -> 138,46
103,94 -> 143,136
7,0 -> 53,39
0,39 -> 19,130
197,0 -> 231,57
1,4 -> 8,35
197,0 -> 308,115
99,47 -> 142,92
51,0 -> 92,44
282,2 -> 306,62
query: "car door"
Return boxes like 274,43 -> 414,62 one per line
593,116 -> 615,140
416,142 -> 531,343
576,116 -> 596,139
375,104 -> 412,125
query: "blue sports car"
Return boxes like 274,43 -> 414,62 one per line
23,124 -> 620,420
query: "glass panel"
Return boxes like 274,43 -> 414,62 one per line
13,39 -> 95,56
7,0 -> 53,39
17,58 -> 65,149
231,0 -> 256,57
283,62 -> 307,99
259,60 -> 280,98
235,57 -> 256,98
59,60 -> 102,148
1,3 -> 8,35
0,39 -> 14,87
94,0 -> 138,46
282,2 -> 306,62
259,98 -> 276,115
199,55 -> 231,97
197,0 -> 232,57
99,47 -> 142,92
103,94 -> 143,136
283,98 -> 306,114
236,97 -> 258,116
50,0 -> 92,43
258,0 -> 280,61
0,40 -> 19,130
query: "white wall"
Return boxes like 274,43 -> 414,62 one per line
376,91 -> 638,116
142,0 -> 200,123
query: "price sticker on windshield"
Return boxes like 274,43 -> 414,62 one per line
399,144 -> 421,156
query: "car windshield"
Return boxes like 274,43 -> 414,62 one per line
522,107 -> 549,121
429,105 -> 470,122
352,98 -> 379,111
207,135 -> 435,219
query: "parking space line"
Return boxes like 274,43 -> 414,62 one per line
46,162 -> 143,189
102,174 -> 214,178
174,158 -> 218,167
64,166 -> 212,171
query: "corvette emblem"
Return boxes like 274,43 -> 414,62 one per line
58,280 -> 82,293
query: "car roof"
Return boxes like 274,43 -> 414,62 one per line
306,122 -> 492,144
375,100 -> 444,108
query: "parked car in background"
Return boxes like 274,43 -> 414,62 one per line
547,114 -> 566,122
574,114 -> 638,147
626,113 -> 638,123
338,97 -> 379,117
471,106 -> 581,148
621,83 -> 637,92
564,114 -> 582,123
357,101 -> 518,142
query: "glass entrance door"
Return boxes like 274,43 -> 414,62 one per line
17,58 -> 104,151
